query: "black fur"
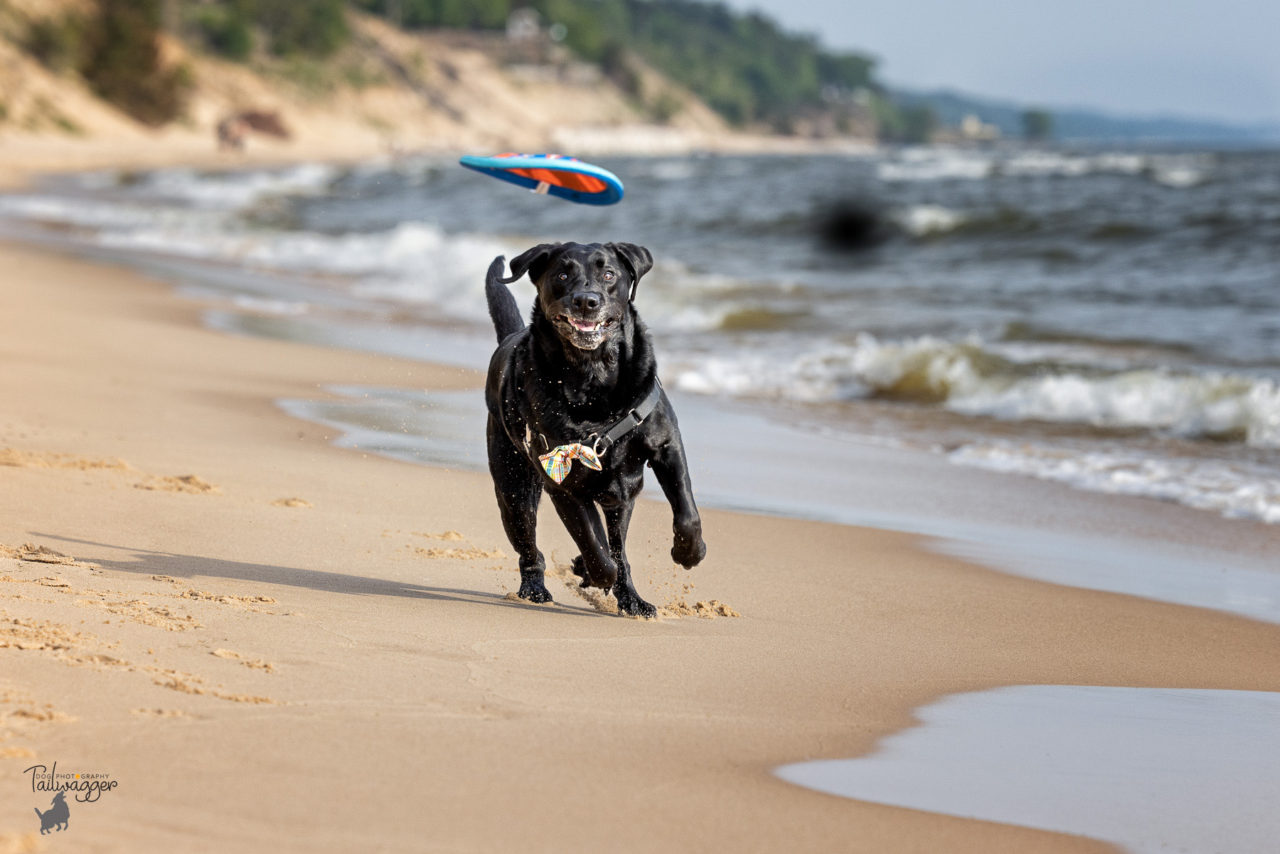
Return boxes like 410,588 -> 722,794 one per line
484,242 -> 705,617
485,256 -> 524,343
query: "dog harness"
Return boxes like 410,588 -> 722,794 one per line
536,380 -> 663,484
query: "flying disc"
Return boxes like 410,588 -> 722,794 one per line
459,153 -> 624,205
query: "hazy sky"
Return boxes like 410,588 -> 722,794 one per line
721,0 -> 1280,126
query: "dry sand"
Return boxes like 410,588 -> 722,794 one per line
2,238 -> 1280,852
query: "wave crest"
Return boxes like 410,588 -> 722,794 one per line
669,334 -> 1280,447
950,441 -> 1280,524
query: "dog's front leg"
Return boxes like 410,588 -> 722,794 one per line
488,416 -> 552,603
651,440 -> 707,569
546,490 -> 619,589
603,502 -> 656,618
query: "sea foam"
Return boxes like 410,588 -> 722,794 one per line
133,163 -> 339,209
950,440 -> 1280,524
876,148 -> 1213,186
669,333 -> 1280,447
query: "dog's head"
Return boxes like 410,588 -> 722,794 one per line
506,242 -> 653,351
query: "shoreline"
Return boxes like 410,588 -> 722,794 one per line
0,129 -> 880,194
3,235 -> 1280,852
280,381 -> 1280,625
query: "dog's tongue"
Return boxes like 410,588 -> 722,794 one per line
570,318 -> 600,332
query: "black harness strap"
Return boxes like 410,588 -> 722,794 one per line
593,380 -> 662,455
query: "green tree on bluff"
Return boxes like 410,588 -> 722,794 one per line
354,0 -> 510,30
597,0 -> 875,127
353,0 -> 881,130
255,0 -> 349,56
59,0 -> 891,136
79,0 -> 192,126
188,0 -> 350,59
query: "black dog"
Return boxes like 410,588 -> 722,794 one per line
484,242 -> 706,617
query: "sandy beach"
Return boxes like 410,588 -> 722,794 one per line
2,233 -> 1280,853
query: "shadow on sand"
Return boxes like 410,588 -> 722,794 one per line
29,532 -> 604,619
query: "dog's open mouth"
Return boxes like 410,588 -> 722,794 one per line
555,314 -> 617,349
568,316 -> 603,332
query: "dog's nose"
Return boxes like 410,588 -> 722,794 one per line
572,292 -> 602,313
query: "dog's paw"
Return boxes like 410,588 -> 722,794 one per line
517,578 -> 554,604
671,530 -> 706,569
615,587 -> 657,619
572,554 -> 618,589
570,555 -> 590,587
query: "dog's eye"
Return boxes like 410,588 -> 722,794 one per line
602,270 -> 615,281
557,272 -> 569,281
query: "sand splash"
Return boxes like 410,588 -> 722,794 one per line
658,599 -> 740,619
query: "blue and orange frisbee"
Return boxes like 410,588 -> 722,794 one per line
459,153 -> 624,206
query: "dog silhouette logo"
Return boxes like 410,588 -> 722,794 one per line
34,790 -> 69,834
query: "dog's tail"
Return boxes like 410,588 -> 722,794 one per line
486,256 -> 525,344
34,807 -> 43,820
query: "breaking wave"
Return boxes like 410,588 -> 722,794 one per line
950,441 -> 1280,524
668,334 -> 1280,448
891,204 -> 968,237
877,148 -> 1213,186
129,163 -> 340,209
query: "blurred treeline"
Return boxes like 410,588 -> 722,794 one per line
21,0 -> 350,125
24,0 -> 196,126
21,0 -> 930,139
355,0 -> 885,131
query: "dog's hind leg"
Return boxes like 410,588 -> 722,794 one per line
603,502 -> 656,618
487,417 -> 551,603
546,491 -> 618,590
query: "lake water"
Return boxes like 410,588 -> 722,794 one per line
776,684 -> 1280,854
4,146 -> 1278,525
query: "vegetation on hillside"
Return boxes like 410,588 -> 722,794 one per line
6,0 -> 976,142
610,0 -> 876,128
186,0 -> 349,59
20,0 -> 193,126
353,0 -> 882,131
353,0 -> 511,30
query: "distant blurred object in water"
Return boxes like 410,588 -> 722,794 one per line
817,200 -> 890,252
216,110 -> 292,151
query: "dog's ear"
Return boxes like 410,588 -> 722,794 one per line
502,243 -> 561,284
606,243 -> 653,302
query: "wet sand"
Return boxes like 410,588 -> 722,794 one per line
3,238 -> 1280,852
